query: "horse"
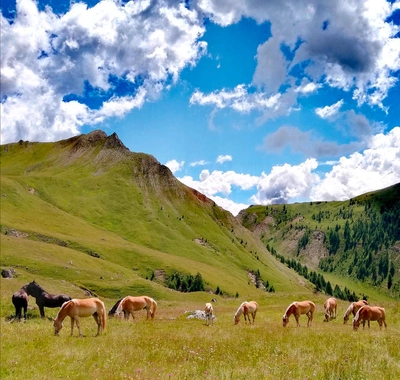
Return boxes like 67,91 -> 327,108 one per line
283,301 -> 315,327
234,301 -> 258,325
352,305 -> 387,331
343,300 -> 369,324
323,297 -> 337,322
114,295 -> 157,320
205,302 -> 214,326
53,298 -> 107,336
12,285 -> 29,321
24,281 -> 71,318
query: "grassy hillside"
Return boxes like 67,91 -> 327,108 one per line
1,130 -> 308,306
237,183 -> 400,300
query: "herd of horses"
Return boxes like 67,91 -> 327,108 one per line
11,282 -> 387,336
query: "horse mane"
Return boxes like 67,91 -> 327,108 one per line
234,302 -> 247,318
115,296 -> 127,316
353,305 -> 366,322
283,302 -> 296,318
344,303 -> 354,319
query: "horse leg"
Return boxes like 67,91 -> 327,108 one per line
23,305 -> 27,321
308,311 -> 313,327
16,306 -> 21,320
295,314 -> 300,327
93,313 -> 101,336
75,317 -> 83,336
70,317 -> 75,336
39,305 -> 45,319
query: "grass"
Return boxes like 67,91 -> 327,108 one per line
1,289 -> 400,380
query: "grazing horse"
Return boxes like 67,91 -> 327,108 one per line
12,286 -> 29,321
115,296 -> 157,320
283,301 -> 315,327
353,305 -> 387,331
323,297 -> 337,322
343,300 -> 369,324
24,281 -> 71,318
234,301 -> 258,325
205,302 -> 214,326
53,298 -> 107,336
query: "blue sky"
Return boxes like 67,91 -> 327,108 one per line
1,0 -> 400,215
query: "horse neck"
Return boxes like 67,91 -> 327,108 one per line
29,283 -> 46,297
55,302 -> 69,322
235,305 -> 244,318
116,297 -> 127,314
344,304 -> 353,318
284,303 -> 295,318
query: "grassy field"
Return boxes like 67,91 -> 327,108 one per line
1,277 -> 400,380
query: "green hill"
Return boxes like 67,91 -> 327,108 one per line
237,183 -> 400,300
1,130 -> 305,307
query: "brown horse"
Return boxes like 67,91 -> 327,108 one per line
115,296 -> 157,320
343,300 -> 369,324
283,301 -> 315,327
25,281 -> 71,318
353,305 -> 387,331
53,298 -> 106,336
12,286 -> 29,321
323,297 -> 337,322
205,302 -> 214,326
234,301 -> 258,325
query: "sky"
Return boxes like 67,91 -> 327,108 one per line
1,0 -> 400,216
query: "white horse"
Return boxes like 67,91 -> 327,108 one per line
234,301 -> 258,325
205,302 -> 214,326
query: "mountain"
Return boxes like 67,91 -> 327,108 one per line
237,183 -> 400,300
1,130 -> 305,301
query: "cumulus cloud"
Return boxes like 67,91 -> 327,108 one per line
315,100 -> 344,119
165,159 -> 185,174
216,155 -> 232,164
178,170 -> 259,197
176,128 -> 400,215
197,0 -> 400,108
311,127 -> 400,201
1,0 -> 206,143
250,159 -> 320,205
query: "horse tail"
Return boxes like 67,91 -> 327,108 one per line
150,298 -> 157,319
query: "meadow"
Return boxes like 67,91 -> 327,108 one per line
1,280 -> 400,380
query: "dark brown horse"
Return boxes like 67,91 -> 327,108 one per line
25,281 -> 71,318
12,285 -> 29,321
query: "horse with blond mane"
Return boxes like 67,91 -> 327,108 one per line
53,298 -> 106,336
343,299 -> 369,324
353,305 -> 387,331
234,301 -> 258,325
283,301 -> 315,327
205,303 -> 214,326
115,296 -> 157,320
323,297 -> 337,322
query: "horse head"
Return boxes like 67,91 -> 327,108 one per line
282,314 -> 288,327
53,318 -> 63,335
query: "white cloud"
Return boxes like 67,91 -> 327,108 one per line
311,127 -> 400,201
251,159 -> 320,205
315,100 -> 344,119
190,160 -> 208,167
197,0 -> 400,108
216,155 -> 232,164
1,0 -> 206,143
165,159 -> 185,174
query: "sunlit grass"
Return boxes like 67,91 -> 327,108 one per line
1,296 -> 399,380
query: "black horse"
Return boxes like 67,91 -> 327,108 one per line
24,281 -> 71,318
12,286 -> 29,320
